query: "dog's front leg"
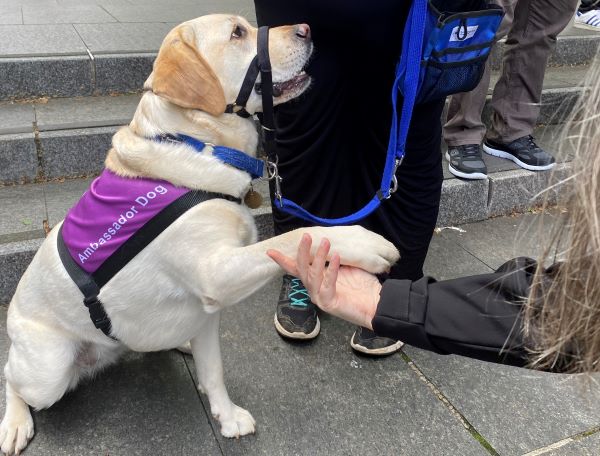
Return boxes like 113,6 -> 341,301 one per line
190,312 -> 255,438
198,225 -> 399,310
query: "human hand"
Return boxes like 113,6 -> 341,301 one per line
267,234 -> 382,329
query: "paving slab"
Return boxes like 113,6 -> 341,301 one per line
488,163 -> 571,219
0,239 -> 42,303
0,6 -> 23,25
34,94 -> 140,131
405,210 -> 599,455
0,101 -> 34,135
403,346 -> 600,455
436,178 -> 488,227
101,3 -> 224,23
0,24 -> 86,57
424,230 -> 493,280
22,4 -> 117,24
43,177 -> 94,227
74,22 -> 173,54
93,53 -> 154,94
0,132 -> 38,184
0,347 -> 222,455
437,211 -> 564,272
39,126 -> 116,179
185,280 -> 487,456
0,183 -> 47,237
0,56 -> 93,100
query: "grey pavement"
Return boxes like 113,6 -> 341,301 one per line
0,212 -> 599,455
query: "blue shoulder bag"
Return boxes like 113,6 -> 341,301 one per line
274,0 -> 504,225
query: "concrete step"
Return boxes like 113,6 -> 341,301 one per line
0,123 -> 571,303
0,15 -> 596,100
0,64 -> 587,184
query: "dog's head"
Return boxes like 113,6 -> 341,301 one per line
145,14 -> 313,116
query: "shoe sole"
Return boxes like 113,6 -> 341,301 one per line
350,338 -> 404,356
574,22 -> 600,31
482,143 -> 556,171
445,152 -> 488,180
274,314 -> 321,340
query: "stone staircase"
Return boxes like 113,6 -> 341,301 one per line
0,9 -> 597,303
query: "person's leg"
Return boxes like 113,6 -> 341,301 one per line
442,0 -> 517,179
487,0 -> 579,144
255,0 -> 413,345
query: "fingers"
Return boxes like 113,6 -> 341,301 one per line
266,250 -> 298,276
296,233 -> 313,284
321,252 -> 340,303
306,239 -> 330,298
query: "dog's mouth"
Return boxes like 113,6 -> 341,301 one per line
255,71 -> 310,98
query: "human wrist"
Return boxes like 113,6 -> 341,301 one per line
361,281 -> 382,330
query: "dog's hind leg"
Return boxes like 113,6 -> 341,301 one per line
0,323 -> 83,455
190,312 -> 255,438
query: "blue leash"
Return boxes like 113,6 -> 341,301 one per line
272,0 -> 428,226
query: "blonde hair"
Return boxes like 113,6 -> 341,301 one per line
525,55 -> 600,373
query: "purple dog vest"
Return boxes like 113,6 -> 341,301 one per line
61,170 -> 188,274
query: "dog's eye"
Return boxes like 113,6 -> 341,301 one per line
231,25 -> 245,39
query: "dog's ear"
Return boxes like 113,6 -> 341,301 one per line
151,25 -> 227,116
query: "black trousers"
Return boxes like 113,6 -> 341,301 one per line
255,0 -> 446,281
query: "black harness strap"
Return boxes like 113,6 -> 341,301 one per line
58,190 -> 241,339
57,226 -> 114,339
225,55 -> 259,117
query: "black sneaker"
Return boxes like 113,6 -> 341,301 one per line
483,135 -> 556,171
445,144 -> 488,180
274,274 -> 320,340
350,327 -> 403,356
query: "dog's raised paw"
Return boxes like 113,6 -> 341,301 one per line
0,412 -> 34,456
219,405 -> 256,438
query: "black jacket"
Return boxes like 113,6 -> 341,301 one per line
372,257 -> 550,368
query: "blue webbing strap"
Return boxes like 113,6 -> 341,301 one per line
275,0 -> 428,226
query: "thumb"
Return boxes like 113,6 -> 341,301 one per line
267,249 -> 299,276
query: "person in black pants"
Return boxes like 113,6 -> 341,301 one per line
254,1 -> 447,354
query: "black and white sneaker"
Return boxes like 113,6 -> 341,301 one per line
274,274 -> 320,340
445,144 -> 488,180
350,327 -> 403,356
483,135 -> 556,171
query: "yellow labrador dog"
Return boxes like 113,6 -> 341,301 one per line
0,15 -> 399,455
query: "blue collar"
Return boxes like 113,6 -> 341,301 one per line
153,133 -> 264,180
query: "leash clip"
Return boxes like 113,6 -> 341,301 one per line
386,157 -> 403,199
262,158 -> 283,204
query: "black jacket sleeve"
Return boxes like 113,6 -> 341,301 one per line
372,257 -> 543,367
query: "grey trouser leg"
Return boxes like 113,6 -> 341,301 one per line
487,0 -> 578,143
443,0 -> 577,146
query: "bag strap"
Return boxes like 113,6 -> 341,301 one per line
273,0 -> 428,226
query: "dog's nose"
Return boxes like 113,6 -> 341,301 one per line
295,24 -> 311,40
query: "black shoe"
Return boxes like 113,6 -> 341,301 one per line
445,144 -> 488,180
483,135 -> 556,171
350,327 -> 403,356
274,274 -> 320,340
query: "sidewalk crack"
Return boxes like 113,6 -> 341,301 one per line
398,350 -> 500,455
181,353 -> 226,456
521,425 -> 600,456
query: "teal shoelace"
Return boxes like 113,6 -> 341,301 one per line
289,278 -> 310,308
